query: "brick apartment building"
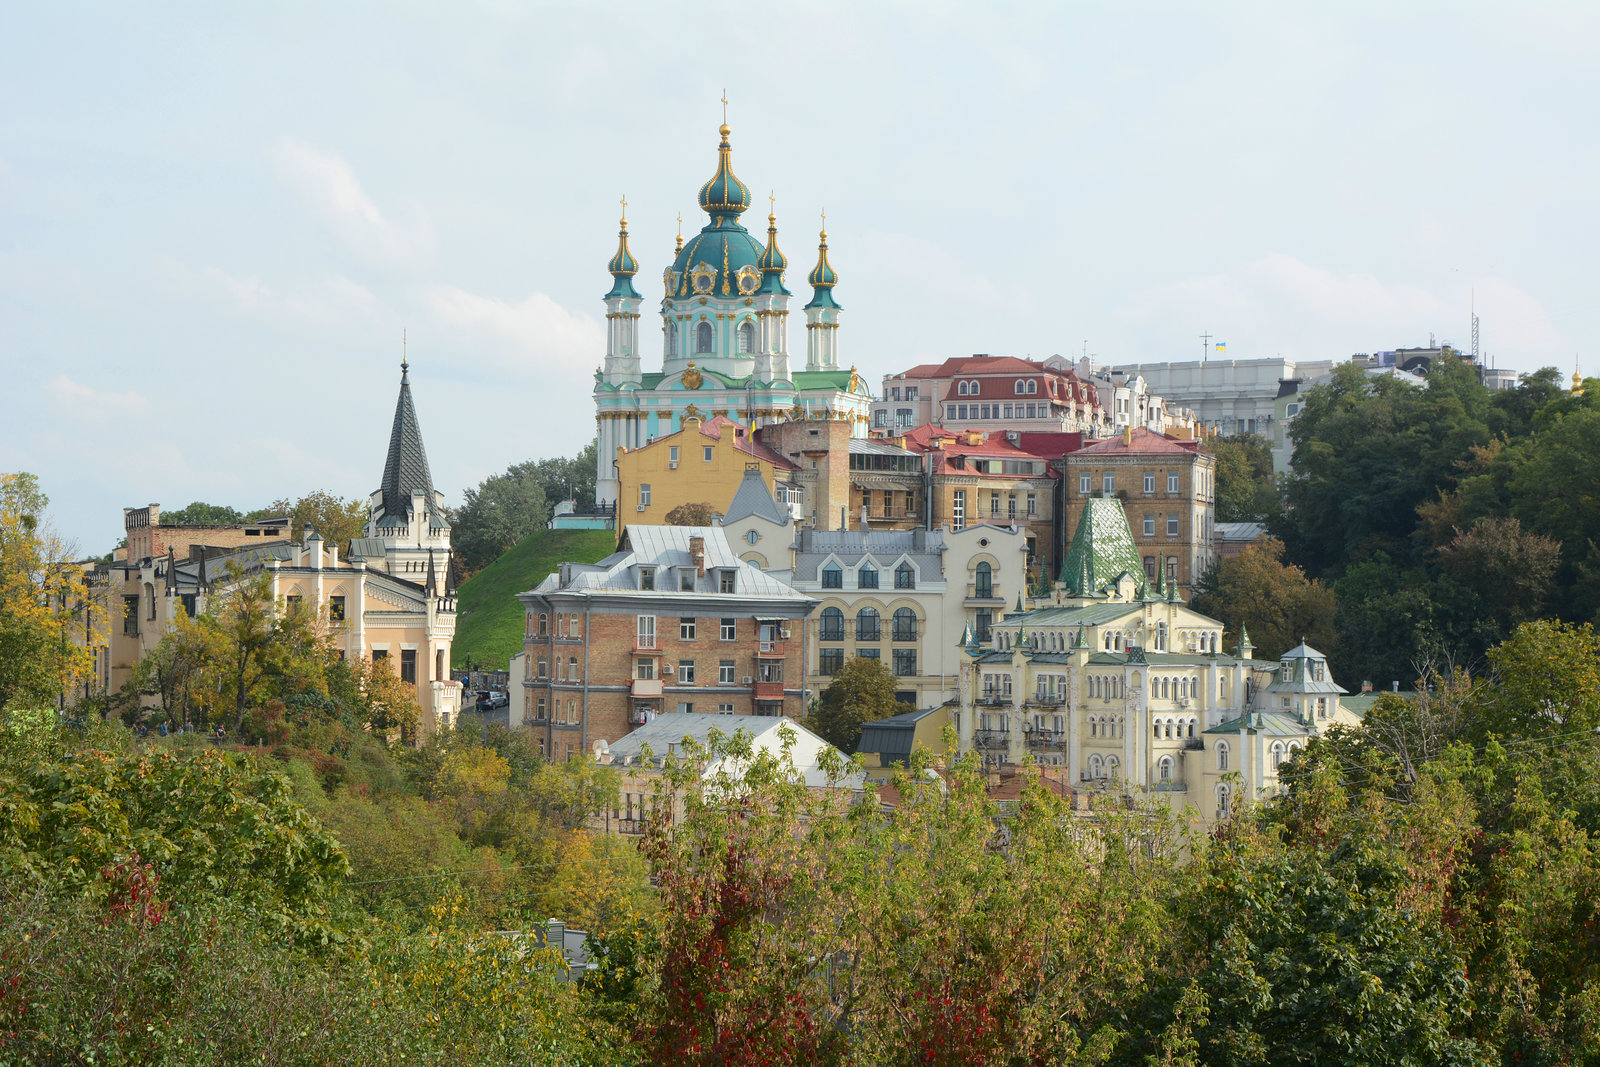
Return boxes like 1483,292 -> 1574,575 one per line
516,526 -> 816,759
1061,427 -> 1216,596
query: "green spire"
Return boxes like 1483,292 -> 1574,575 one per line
1074,624 -> 1086,649
804,216 -> 840,310
958,621 -> 974,648
1059,498 -> 1148,599
606,197 -> 641,300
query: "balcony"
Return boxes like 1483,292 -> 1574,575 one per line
1028,694 -> 1066,707
965,583 -> 1004,605
1026,728 -> 1063,747
632,637 -> 663,655
977,694 -> 1011,707
630,678 -> 663,698
757,640 -> 785,658
752,680 -> 785,701
974,729 -> 1011,748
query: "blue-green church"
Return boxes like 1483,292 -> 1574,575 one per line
593,120 -> 873,505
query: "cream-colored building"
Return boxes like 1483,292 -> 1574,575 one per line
107,361 -> 461,733
718,466 -> 1029,713
955,498 -> 1360,826
613,412 -> 801,535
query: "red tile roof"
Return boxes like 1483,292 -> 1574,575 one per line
1071,427 -> 1202,456
675,415 -> 799,470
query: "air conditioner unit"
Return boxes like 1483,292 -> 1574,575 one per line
779,628 -> 791,639
636,504 -> 647,512
668,461 -> 678,469
742,676 -> 753,684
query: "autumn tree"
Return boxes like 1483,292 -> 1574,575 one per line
809,655 -> 901,753
1192,537 -> 1339,664
664,501 -> 716,526
0,473 -> 102,709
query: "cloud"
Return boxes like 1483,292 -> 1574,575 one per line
43,375 -> 149,419
165,261 -> 386,330
271,138 -> 433,269
423,285 -> 604,380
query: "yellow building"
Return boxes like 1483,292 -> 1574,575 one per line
614,412 -> 800,535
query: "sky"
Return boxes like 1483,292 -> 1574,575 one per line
4,1 -> 1598,551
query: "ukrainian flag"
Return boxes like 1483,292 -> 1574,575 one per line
1214,342 -> 1226,353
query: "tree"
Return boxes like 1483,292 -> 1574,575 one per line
664,501 -> 715,526
205,565 -> 295,733
0,473 -> 102,710
1209,434 -> 1280,523
1434,516 -> 1561,635
160,501 -> 245,525
453,468 -> 550,572
451,443 -> 598,573
809,656 -> 902,753
1192,538 -> 1339,664
289,491 -> 369,552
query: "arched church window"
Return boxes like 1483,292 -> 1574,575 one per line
695,320 -> 714,355
666,322 -> 678,356
737,320 -> 755,355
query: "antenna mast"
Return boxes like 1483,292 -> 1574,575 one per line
1470,289 -> 1480,361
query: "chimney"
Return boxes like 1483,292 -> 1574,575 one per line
1361,680 -> 1373,693
859,505 -> 869,531
689,536 -> 706,576
1392,681 -> 1399,692
1123,425 -> 1134,446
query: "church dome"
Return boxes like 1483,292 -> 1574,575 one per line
757,209 -> 787,274
804,225 -> 840,309
605,205 -> 641,300
698,124 -> 752,218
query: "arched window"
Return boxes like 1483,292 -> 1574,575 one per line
1157,622 -> 1167,651
819,607 -> 844,641
957,381 -> 969,396
1216,784 -> 1231,817
1026,380 -> 1037,394
1152,720 -> 1161,739
1089,754 -> 1104,778
694,320 -> 714,354
736,319 -> 755,354
1106,755 -> 1120,777
821,563 -> 843,589
1270,741 -> 1285,769
666,323 -> 678,356
895,562 -> 915,590
856,607 -> 880,641
1158,755 -> 1174,782
1188,718 -> 1196,738
858,562 -> 879,589
1117,715 -> 1125,737
1090,717 -> 1098,738
1014,379 -> 1026,394
1216,741 -> 1230,772
969,380 -> 980,394
973,561 -> 992,599
892,607 -> 917,642
1113,633 -> 1123,652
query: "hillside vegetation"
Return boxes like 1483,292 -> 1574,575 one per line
452,528 -> 616,670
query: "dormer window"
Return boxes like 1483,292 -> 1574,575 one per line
679,569 -> 695,591
822,563 -> 843,589
858,563 -> 879,589
895,562 -> 915,590
719,570 -> 736,593
639,567 -> 656,591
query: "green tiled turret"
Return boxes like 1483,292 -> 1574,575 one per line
1059,498 -> 1148,599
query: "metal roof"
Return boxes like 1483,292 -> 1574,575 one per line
791,528 -> 945,582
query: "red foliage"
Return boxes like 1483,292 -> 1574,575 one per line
100,851 -> 168,929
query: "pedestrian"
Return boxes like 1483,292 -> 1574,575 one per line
159,720 -> 168,737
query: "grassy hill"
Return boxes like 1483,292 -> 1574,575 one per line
451,529 -> 616,670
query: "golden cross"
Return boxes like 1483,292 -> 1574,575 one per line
620,194 -> 627,214
721,89 -> 727,124
820,207 -> 826,233
402,328 -> 408,370
769,190 -> 776,213
676,212 -> 682,237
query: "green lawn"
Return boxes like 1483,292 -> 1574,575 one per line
451,529 -> 616,670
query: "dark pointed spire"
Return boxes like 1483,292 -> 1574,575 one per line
196,550 -> 209,592
376,359 -> 443,530
425,548 -> 437,594
164,545 -> 177,595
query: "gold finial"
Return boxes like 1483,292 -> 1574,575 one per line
721,89 -> 727,124
619,194 -> 628,227
401,328 -> 409,376
1575,355 -> 1584,394
675,211 -> 683,251
819,208 -> 827,241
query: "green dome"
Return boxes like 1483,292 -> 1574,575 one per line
605,212 -> 640,300
804,227 -> 840,309
667,219 -> 767,300
757,211 -> 787,273
697,124 -> 752,218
